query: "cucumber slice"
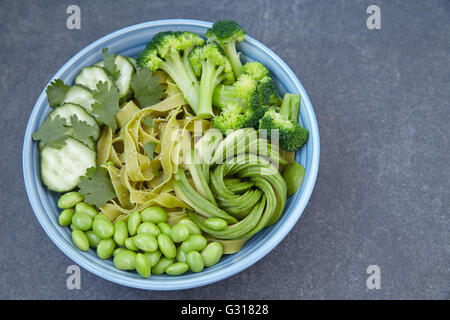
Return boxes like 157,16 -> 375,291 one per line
62,85 -> 96,113
40,137 -> 96,192
74,66 -> 116,91
96,55 -> 135,101
65,128 -> 95,150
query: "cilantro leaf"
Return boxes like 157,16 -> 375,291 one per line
131,68 -> 163,108
102,48 -> 120,80
32,115 -> 68,149
46,79 -> 70,107
91,81 -> 120,131
142,116 -> 156,127
70,115 -> 98,142
143,142 -> 157,160
78,166 -> 116,208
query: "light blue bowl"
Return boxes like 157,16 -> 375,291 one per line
23,19 -> 320,290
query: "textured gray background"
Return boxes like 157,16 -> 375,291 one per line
1,0 -> 449,299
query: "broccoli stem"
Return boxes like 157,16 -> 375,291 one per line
212,85 -> 236,109
279,93 -> 301,121
223,41 -> 243,77
197,60 -> 224,118
160,54 -> 199,112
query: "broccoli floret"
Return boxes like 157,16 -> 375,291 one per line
259,94 -> 309,151
206,20 -> 245,78
137,31 -> 204,113
188,42 -> 234,118
213,103 -> 246,135
242,61 -> 270,81
257,76 -> 280,106
212,74 -> 257,109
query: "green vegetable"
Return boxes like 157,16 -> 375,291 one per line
91,81 -> 120,131
113,250 -> 136,270
141,207 -> 167,224
152,257 -> 173,275
176,246 -> 187,262
32,115 -> 67,149
137,31 -> 204,114
169,223 -> 190,243
78,166 -> 117,208
206,20 -> 245,77
204,217 -> 227,231
92,215 -> 114,239
144,251 -> 161,267
69,115 -> 99,145
178,218 -> 202,235
137,222 -> 160,237
201,242 -> 223,267
59,209 -> 74,226
166,262 -> 189,276
58,192 -> 84,209
130,68 -> 163,108
97,238 -> 116,259
157,222 -> 171,235
46,79 -> 70,107
75,202 -> 98,218
142,116 -> 156,127
282,161 -> 305,196
259,93 -> 309,151
127,211 -> 141,236
157,234 -> 177,258
186,251 -> 204,273
101,48 -> 120,80
72,230 -> 89,251
133,233 -> 158,252
143,142 -> 157,160
125,237 -> 139,251
135,253 -> 151,278
86,231 -> 102,248
113,221 -> 128,246
113,247 -> 127,257
71,211 -> 93,231
181,234 -> 207,253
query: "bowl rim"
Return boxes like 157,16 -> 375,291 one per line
23,19 -> 320,290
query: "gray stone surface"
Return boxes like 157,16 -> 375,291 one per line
0,0 -> 448,299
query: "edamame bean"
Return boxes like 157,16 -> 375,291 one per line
176,246 -> 186,262
157,222 -> 171,235
58,191 -> 83,209
133,233 -> 158,252
201,242 -> 223,267
186,251 -> 204,273
181,234 -> 207,253
113,221 -> 128,246
92,216 -> 114,239
204,217 -> 227,231
141,207 -> 167,224
97,238 -> 116,259
113,247 -> 127,257
70,224 -> 77,231
137,222 -> 160,237
85,230 -> 102,248
166,262 -> 189,276
59,209 -> 74,226
178,218 -> 201,235
282,161 -> 305,196
152,257 -> 173,275
157,234 -> 176,259
127,211 -> 141,236
71,212 -> 93,231
125,237 -> 139,251
170,223 -> 190,243
144,251 -> 161,267
72,230 -> 89,251
75,202 -> 98,218
113,250 -> 136,270
135,253 -> 151,278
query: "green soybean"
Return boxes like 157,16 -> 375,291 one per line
201,242 -> 223,267
72,230 -> 89,251
70,224 -> 77,231
137,222 -> 160,237
71,212 -> 93,231
178,218 -> 202,235
85,230 -> 102,248
113,250 -> 136,270
75,202 -> 98,218
157,234 -> 176,259
127,211 -> 141,236
141,207 -> 167,224
92,216 -> 114,239
113,247 -> 127,257
186,251 -> 204,273
113,221 -> 128,246
135,253 -> 151,278
97,238 -> 116,259
152,257 -> 173,275
58,191 -> 83,209
204,217 -> 227,231
125,237 -> 139,251
166,262 -> 189,276
59,209 -> 74,226
170,223 -> 190,243
176,246 -> 186,262
133,233 -> 158,252
181,234 -> 207,253
282,161 -> 305,196
157,222 -> 171,235
144,251 -> 161,267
